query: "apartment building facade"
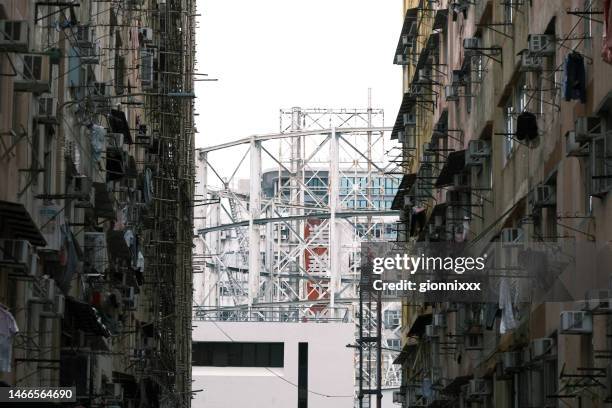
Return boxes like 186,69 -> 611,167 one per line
391,0 -> 612,407
0,1 -> 195,407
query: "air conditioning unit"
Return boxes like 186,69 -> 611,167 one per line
565,130 -> 587,156
584,289 -> 611,312
14,54 -> 50,94
560,311 -> 593,334
531,185 -> 555,207
574,116 -> 601,143
403,112 -> 416,126
465,140 -> 490,166
463,37 -> 481,50
425,324 -> 438,338
36,96 -> 57,123
139,27 -> 154,42
520,52 -> 543,71
528,34 -> 555,55
0,20 -> 29,52
395,54 -> 408,65
531,338 -> 553,359
468,379 -> 491,396
445,85 -> 459,101
500,228 -> 523,246
433,313 -> 446,327
107,132 -> 124,149
0,239 -> 32,264
75,24 -> 93,45
502,351 -> 521,371
55,294 -> 65,317
79,44 -> 100,64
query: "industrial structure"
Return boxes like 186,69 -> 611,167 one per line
193,106 -> 406,405
0,0 -> 195,407
390,0 -> 612,407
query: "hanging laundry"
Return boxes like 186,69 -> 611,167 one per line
89,124 -> 107,162
516,111 -> 538,141
499,278 -> 518,334
563,52 -> 586,103
0,306 -> 19,372
603,0 -> 612,64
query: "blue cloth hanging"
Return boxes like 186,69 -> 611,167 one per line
563,52 -> 586,103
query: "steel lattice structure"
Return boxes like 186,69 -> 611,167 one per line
193,107 -> 403,394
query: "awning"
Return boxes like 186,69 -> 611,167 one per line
65,296 -> 111,337
411,32 -> 440,83
393,343 -> 417,365
435,150 -> 466,187
391,173 -> 417,210
93,182 -> 115,219
391,93 -> 417,140
0,200 -> 46,247
106,230 -> 131,260
393,8 -> 418,63
441,375 -> 472,395
407,313 -> 432,337
108,109 -> 133,144
106,147 -> 125,181
432,110 -> 448,138
432,9 -> 449,31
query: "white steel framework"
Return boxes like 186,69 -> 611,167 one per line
193,107 -> 402,393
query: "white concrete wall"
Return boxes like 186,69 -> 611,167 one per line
192,321 -> 355,408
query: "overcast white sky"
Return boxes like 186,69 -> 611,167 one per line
193,0 -> 403,148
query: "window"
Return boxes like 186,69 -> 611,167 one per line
474,54 -> 484,81
43,131 -> 54,195
115,54 -> 125,95
465,59 -> 472,114
384,310 -> 400,328
583,0 -> 592,50
192,342 -> 284,367
516,75 -> 528,113
503,75 -> 531,161
504,1 -> 513,25
386,338 -> 401,350
590,116 -> 612,195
